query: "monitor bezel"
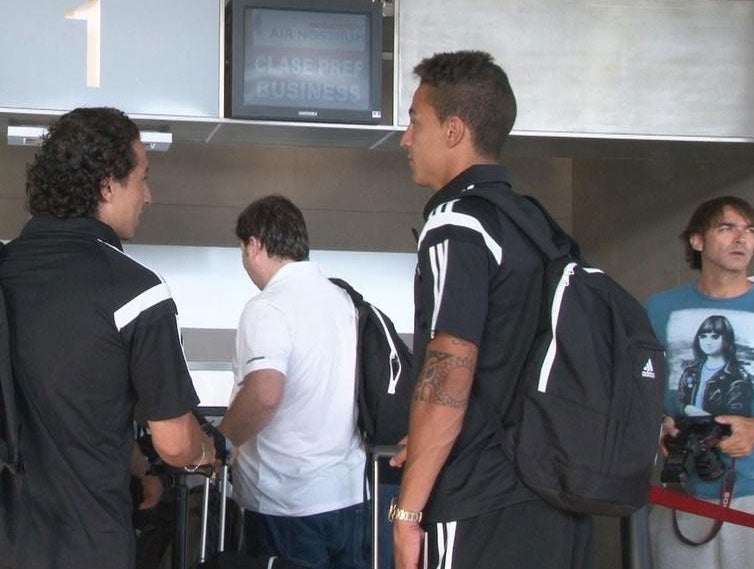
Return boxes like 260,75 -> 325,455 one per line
229,0 -> 383,124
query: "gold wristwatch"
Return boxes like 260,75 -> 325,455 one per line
388,497 -> 423,523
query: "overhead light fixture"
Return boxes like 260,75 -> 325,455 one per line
140,130 -> 172,152
8,125 -> 173,152
7,126 -> 172,152
7,125 -> 47,147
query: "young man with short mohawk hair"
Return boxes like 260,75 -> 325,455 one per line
390,50 -> 594,569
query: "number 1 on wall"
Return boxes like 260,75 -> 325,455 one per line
65,0 -> 101,88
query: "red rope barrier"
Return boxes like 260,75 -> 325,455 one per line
648,485 -> 754,528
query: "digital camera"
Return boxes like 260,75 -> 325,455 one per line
660,415 -> 732,487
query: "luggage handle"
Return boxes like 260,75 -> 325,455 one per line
199,463 -> 230,563
197,422 -> 232,564
166,419 -> 231,569
371,445 -> 403,569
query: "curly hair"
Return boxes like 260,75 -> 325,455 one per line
26,107 -> 140,218
413,50 -> 517,160
680,196 -> 754,270
236,195 -> 309,262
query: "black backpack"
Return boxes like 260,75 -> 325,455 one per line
0,241 -> 26,558
464,183 -> 666,517
330,278 -> 414,451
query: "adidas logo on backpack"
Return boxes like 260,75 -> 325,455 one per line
641,358 -> 656,380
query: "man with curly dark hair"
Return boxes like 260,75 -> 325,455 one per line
389,51 -> 594,569
25,107 -> 142,221
0,107 -> 214,569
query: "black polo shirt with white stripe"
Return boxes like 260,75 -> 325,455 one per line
0,215 -> 199,569
413,165 -> 544,523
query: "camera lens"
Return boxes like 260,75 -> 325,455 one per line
693,448 -> 724,480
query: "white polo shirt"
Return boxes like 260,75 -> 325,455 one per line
230,261 -> 366,516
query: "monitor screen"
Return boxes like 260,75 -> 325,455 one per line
230,0 -> 383,124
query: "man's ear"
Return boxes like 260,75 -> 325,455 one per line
445,115 -> 466,148
241,238 -> 255,257
99,176 -> 114,203
689,233 -> 704,252
247,237 -> 264,257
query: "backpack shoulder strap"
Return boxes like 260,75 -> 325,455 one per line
329,276 -> 371,431
462,183 -> 579,262
329,277 -> 365,308
460,184 -> 571,450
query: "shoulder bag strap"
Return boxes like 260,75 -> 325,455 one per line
462,184 -> 575,261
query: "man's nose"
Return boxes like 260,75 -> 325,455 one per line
400,127 -> 411,148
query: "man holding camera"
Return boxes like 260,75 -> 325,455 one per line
646,196 -> 754,569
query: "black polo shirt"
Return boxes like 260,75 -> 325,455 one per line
413,165 -> 545,523
0,215 -> 199,569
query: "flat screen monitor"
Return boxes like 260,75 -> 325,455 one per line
230,0 -> 383,124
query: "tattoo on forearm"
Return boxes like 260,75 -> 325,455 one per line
413,349 -> 474,408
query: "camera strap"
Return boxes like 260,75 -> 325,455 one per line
666,459 -> 737,545
649,484 -> 754,528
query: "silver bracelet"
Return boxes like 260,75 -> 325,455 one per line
185,441 -> 206,472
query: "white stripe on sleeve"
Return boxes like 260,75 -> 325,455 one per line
113,282 -> 172,332
429,240 -> 449,338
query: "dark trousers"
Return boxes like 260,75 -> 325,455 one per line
425,500 -> 595,569
245,503 -> 370,569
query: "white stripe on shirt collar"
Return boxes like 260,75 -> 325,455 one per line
418,200 -> 502,264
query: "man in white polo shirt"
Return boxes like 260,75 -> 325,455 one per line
220,195 -> 368,569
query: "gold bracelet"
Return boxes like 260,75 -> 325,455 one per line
388,497 -> 423,523
185,441 -> 206,472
